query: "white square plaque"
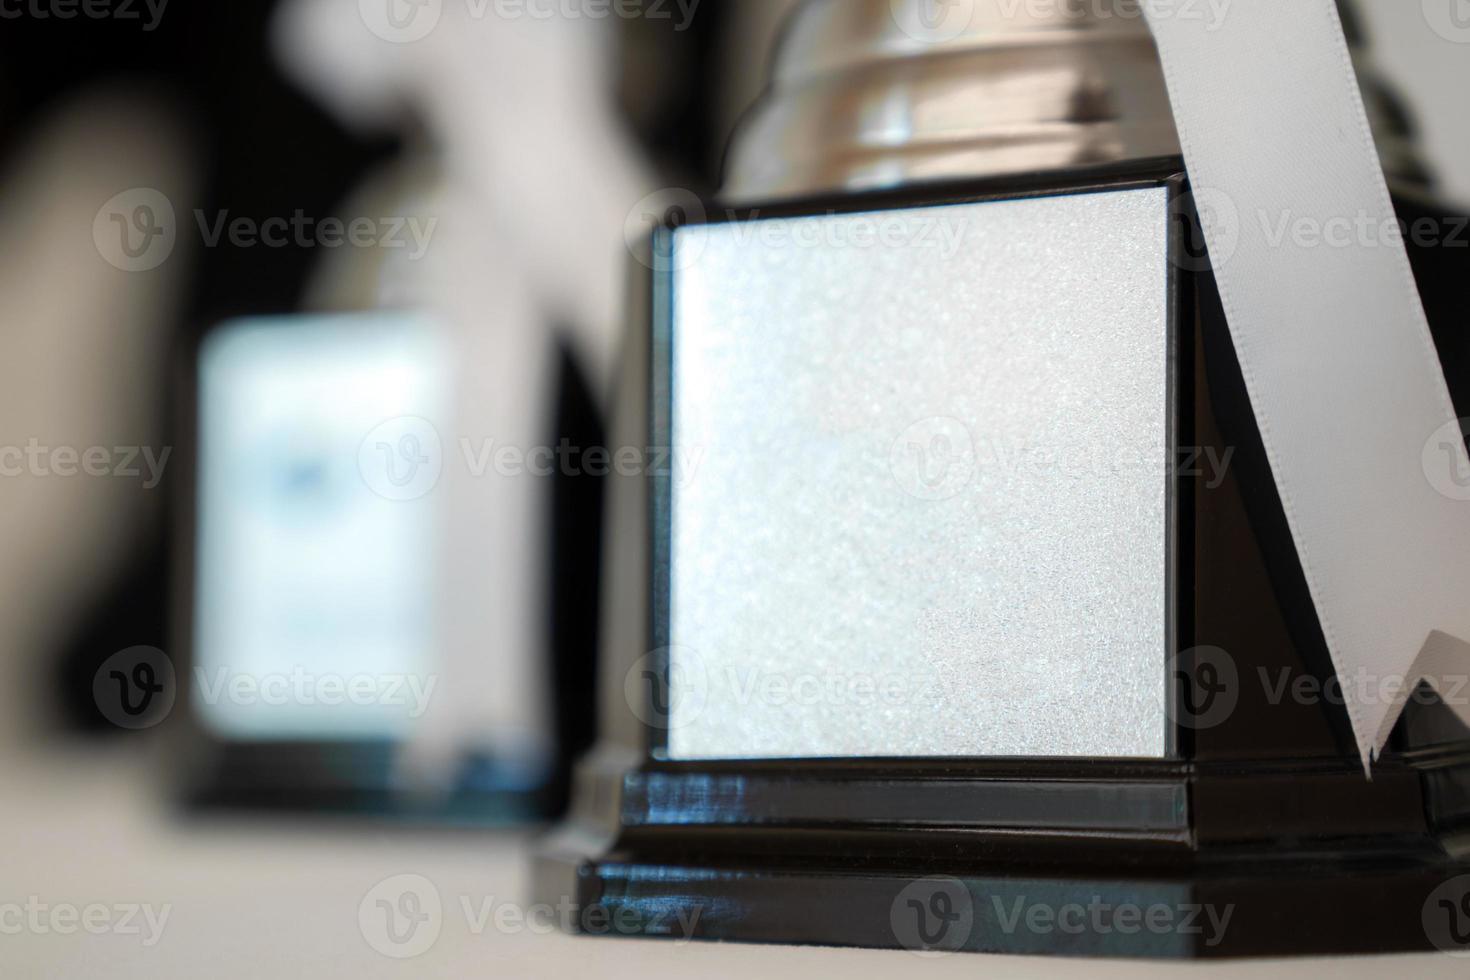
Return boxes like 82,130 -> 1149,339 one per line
665,186 -> 1172,759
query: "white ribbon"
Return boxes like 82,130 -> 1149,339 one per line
1142,0 -> 1470,771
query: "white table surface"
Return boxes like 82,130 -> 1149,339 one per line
2,745 -> 1460,978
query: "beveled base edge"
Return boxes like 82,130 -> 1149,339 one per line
532,836 -> 1469,959
533,743 -> 1470,957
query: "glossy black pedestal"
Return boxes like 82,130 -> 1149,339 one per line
535,749 -> 1470,957
536,163 -> 1470,958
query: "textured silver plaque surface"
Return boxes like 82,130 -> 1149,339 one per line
666,187 -> 1170,760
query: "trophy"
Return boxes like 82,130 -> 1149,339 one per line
175,312 -> 590,822
538,0 -> 1470,957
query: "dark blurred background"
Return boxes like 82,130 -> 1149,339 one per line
0,1 -> 797,777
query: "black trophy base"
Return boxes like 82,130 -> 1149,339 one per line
537,852 -> 1467,958
533,752 -> 1470,959
535,163 -> 1470,959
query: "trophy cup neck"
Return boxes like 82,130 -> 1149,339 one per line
723,0 -> 1433,203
